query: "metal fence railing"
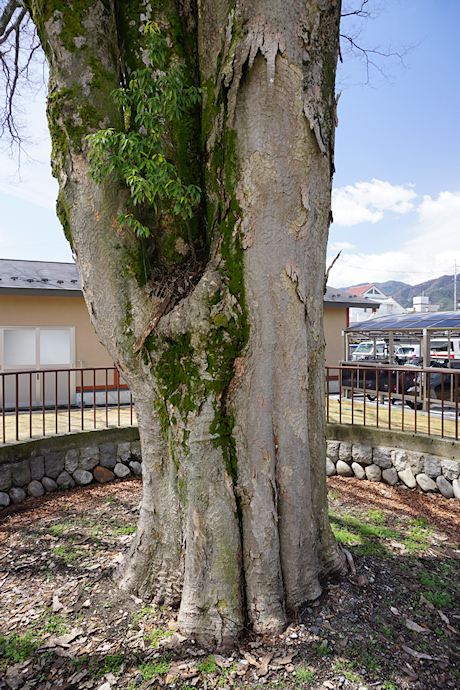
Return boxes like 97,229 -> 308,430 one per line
326,363 -> 460,441
3,363 -> 460,446
1,366 -> 135,444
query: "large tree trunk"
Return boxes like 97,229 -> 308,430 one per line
26,0 -> 345,646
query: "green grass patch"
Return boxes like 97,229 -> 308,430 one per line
0,632 -> 40,664
94,653 -> 126,678
111,524 -> 137,536
139,656 -> 171,678
48,523 -> 69,536
418,568 -> 455,608
329,509 -> 441,557
295,665 -> 316,684
145,627 -> 173,647
329,512 -> 398,556
131,604 -> 157,628
39,612 -> 70,636
334,658 -> 361,684
50,545 -> 86,562
367,509 -> 387,524
198,655 -> 219,674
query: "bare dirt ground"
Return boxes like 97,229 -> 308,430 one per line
0,476 -> 459,690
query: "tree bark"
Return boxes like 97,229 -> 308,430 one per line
26,0 -> 345,646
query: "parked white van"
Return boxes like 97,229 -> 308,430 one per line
429,338 -> 460,361
395,339 -> 460,363
350,340 -> 388,361
394,344 -> 420,363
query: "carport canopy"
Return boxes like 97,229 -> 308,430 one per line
343,311 -> 460,367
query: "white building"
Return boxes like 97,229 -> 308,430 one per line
346,284 -> 406,324
412,295 -> 440,313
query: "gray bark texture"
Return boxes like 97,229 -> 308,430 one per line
24,0 -> 345,646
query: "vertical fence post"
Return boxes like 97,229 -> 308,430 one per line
81,368 -> 84,430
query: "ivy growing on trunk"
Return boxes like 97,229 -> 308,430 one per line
87,22 -> 201,238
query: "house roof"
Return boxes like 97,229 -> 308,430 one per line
324,286 -> 377,308
0,259 -> 82,297
346,284 -> 380,297
0,258 -> 377,308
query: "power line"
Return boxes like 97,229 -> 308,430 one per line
336,263 -> 459,276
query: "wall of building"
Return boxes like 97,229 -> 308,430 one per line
324,306 -> 347,367
1,294 -> 113,368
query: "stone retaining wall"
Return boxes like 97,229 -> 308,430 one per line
0,427 -> 141,509
2,423 -> 460,509
326,424 -> 460,502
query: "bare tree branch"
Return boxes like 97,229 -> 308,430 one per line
0,0 -> 22,36
341,0 -> 372,19
339,1 -> 412,86
339,33 -> 411,85
0,0 -> 44,155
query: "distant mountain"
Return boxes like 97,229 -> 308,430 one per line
376,275 -> 456,311
373,280 -> 409,296
342,275 -> 458,311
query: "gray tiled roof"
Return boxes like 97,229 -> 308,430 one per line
0,259 -> 81,295
0,259 -> 375,308
324,285 -> 377,308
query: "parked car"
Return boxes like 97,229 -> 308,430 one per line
406,360 -> 460,409
394,344 -> 420,364
350,340 -> 388,361
428,337 -> 460,362
340,362 -> 418,402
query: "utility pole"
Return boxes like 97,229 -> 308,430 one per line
455,261 -> 458,311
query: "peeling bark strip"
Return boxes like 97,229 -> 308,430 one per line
133,295 -> 170,353
25,0 -> 345,646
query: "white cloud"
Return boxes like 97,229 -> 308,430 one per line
327,189 -> 460,288
0,158 -> 58,209
329,241 -> 355,251
332,179 -> 417,226
0,82 -> 58,209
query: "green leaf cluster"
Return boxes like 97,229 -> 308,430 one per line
87,22 -> 201,237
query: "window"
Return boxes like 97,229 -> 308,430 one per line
40,329 -> 71,365
1,327 -> 75,370
4,329 -> 36,366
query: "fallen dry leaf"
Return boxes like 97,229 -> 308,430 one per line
273,652 -> 298,666
420,594 -> 435,609
402,645 -> 439,661
165,665 -> 179,684
438,610 -> 449,624
405,618 -> 431,634
244,652 -> 260,667
257,653 -> 273,677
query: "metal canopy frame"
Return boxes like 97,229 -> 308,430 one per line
343,311 -> 460,367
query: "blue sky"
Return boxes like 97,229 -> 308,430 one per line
1,0 -> 459,286
329,0 -> 460,287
